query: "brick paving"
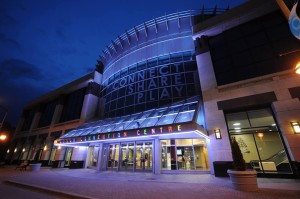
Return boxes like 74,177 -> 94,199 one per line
1,167 -> 300,199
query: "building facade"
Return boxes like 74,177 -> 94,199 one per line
7,72 -> 102,167
8,0 -> 300,177
193,0 -> 300,177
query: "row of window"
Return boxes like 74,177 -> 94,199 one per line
104,83 -> 198,117
102,59 -> 199,117
104,95 -> 198,118
209,11 -> 300,85
104,51 -> 195,86
104,71 -> 197,101
21,88 -> 86,131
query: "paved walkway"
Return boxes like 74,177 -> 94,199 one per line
1,166 -> 300,199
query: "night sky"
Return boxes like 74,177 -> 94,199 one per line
0,0 -> 247,126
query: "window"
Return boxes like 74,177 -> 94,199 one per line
102,52 -> 199,117
21,109 -> 35,131
38,100 -> 58,128
225,108 -> 292,174
160,139 -> 210,171
60,88 -> 86,123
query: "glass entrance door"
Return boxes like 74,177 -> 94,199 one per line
108,144 -> 119,170
120,143 -> 134,171
87,145 -> 100,168
136,141 -> 153,171
64,148 -> 73,167
104,141 -> 153,172
144,142 -> 153,171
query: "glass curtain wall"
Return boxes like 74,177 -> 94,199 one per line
225,108 -> 292,174
160,139 -> 209,171
102,52 -> 199,118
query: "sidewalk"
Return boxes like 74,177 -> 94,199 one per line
1,166 -> 300,199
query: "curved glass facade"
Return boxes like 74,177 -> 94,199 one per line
98,10 -> 202,118
101,51 -> 200,117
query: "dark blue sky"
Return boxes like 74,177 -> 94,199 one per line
0,0 -> 247,126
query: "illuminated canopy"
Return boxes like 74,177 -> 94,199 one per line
59,96 -> 201,140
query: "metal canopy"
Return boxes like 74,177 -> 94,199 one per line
60,96 -> 200,139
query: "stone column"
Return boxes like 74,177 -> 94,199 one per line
195,35 -> 232,174
154,137 -> 160,174
15,110 -> 27,133
30,105 -> 44,131
51,95 -> 66,126
96,143 -> 104,171
80,82 -> 101,123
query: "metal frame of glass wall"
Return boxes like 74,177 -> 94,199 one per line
101,141 -> 154,172
160,138 -> 210,171
225,107 -> 293,175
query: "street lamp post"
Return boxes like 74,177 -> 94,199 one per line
0,105 -> 8,132
0,105 -> 8,162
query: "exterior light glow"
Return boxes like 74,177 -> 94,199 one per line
22,148 -> 25,152
214,129 -> 222,139
58,146 -> 61,149
291,122 -> 300,133
14,148 -> 17,153
7,149 -> 9,153
296,62 -> 300,75
233,123 -> 240,126
257,133 -> 264,138
0,134 -> 7,140
44,145 -> 47,150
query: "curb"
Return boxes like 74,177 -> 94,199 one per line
4,180 -> 95,199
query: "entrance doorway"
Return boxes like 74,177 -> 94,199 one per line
64,148 -> 73,167
120,143 -> 134,171
136,142 -> 153,171
87,145 -> 100,168
104,141 -> 153,172
107,144 -> 119,170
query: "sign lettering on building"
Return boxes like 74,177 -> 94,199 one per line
58,124 -> 186,143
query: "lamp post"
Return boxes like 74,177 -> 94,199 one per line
0,105 -> 8,162
0,105 -> 8,132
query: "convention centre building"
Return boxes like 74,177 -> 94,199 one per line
7,0 -> 300,178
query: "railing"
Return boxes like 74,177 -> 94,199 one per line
250,149 -> 288,171
100,8 -> 229,62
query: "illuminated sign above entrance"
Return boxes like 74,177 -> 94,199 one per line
56,123 -> 202,144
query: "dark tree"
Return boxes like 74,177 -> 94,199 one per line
231,137 -> 246,171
